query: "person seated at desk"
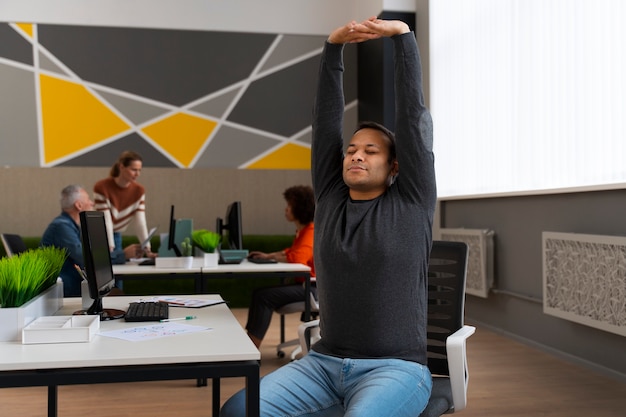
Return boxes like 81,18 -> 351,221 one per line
245,185 -> 316,348
40,184 -> 143,297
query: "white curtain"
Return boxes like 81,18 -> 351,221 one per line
430,0 -> 625,197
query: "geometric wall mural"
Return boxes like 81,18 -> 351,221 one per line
0,22 -> 358,169
543,231 -> 626,337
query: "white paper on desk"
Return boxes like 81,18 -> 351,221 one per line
99,323 -> 211,342
156,296 -> 227,308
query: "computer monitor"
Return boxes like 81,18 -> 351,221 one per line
216,201 -> 243,250
75,211 -> 125,320
168,205 -> 182,256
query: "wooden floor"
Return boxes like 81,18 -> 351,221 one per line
2,308 -> 626,416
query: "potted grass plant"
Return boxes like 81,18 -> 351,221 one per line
0,246 -> 67,341
192,229 -> 221,267
192,229 -> 221,253
0,246 -> 67,308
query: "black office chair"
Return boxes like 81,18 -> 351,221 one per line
419,240 -> 474,416
298,241 -> 475,416
1,233 -> 28,257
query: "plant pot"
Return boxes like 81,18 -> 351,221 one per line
194,248 -> 218,268
0,279 -> 64,342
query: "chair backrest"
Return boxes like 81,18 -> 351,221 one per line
1,233 -> 28,257
426,240 -> 469,376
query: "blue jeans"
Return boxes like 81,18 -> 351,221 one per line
220,350 -> 432,417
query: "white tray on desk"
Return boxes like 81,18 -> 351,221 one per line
22,315 -> 100,344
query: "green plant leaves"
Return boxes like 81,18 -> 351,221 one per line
192,229 -> 221,253
0,247 -> 68,308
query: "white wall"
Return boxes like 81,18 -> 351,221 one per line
0,0 -> 387,35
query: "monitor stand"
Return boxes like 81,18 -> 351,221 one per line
72,298 -> 125,320
73,308 -> 125,320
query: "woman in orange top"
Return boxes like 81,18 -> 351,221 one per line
246,185 -> 315,347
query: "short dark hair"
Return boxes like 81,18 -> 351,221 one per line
354,121 -> 397,164
283,185 -> 315,224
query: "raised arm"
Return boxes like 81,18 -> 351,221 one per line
311,18 -> 411,198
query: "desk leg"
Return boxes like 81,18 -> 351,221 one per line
197,273 -> 204,294
280,314 -> 286,343
212,377 -> 220,417
48,385 -> 58,417
246,370 -> 260,417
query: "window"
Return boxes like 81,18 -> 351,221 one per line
430,0 -> 625,197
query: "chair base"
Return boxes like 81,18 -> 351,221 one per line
277,338 -> 302,360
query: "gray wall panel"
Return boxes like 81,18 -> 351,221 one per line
37,25 -> 276,106
0,64 -> 39,166
0,23 -> 33,65
58,133 -> 176,167
228,55 -> 321,136
440,190 -> 626,378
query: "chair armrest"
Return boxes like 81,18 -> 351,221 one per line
298,319 -> 320,354
446,325 -> 476,412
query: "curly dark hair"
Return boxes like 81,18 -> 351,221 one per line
283,185 -> 315,224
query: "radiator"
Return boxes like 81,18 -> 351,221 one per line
543,232 -> 626,337
439,228 -> 494,298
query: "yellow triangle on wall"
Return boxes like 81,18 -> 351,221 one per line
16,23 -> 33,37
247,143 -> 311,169
141,112 -> 217,167
40,74 -> 131,164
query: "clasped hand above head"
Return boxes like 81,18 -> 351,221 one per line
328,16 -> 410,45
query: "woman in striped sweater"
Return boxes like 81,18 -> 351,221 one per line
93,150 -> 156,264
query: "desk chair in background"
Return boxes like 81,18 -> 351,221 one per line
1,233 -> 28,257
298,240 -> 475,416
275,284 -> 319,360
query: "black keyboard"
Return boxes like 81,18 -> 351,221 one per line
125,301 -> 169,322
248,257 -> 278,264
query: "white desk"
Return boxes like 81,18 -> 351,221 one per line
113,259 -> 313,319
0,295 -> 260,417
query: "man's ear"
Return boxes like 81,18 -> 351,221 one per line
390,160 -> 399,176
388,160 -> 399,185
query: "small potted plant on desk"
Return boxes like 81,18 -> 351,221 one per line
192,230 -> 221,268
0,246 -> 67,341
180,237 -> 194,268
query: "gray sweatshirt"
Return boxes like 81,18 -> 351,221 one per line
311,32 -> 436,364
